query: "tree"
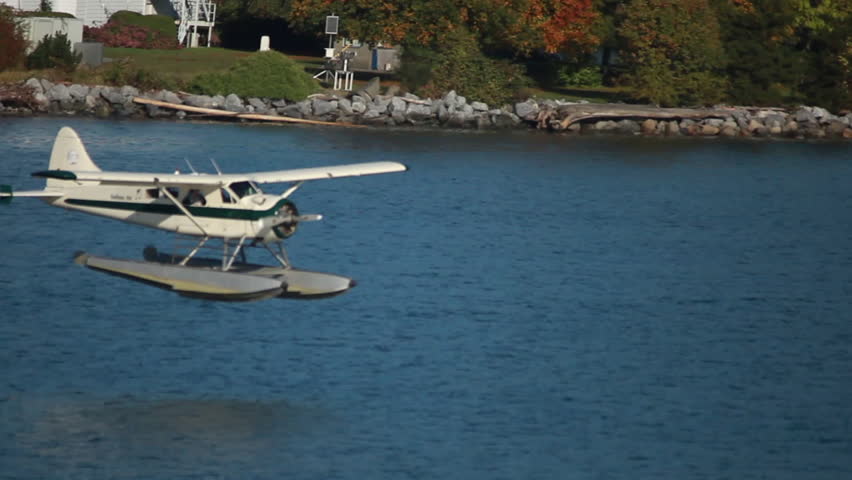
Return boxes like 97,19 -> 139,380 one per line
401,27 -> 529,105
714,0 -> 850,109
26,32 -> 82,71
618,0 -> 728,106
285,0 -> 598,55
0,6 -> 28,72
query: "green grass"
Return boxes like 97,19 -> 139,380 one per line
104,47 -> 253,81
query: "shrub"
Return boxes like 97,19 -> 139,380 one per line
84,11 -> 179,49
189,51 -> 319,100
403,28 -> 530,106
26,32 -> 81,71
0,5 -> 27,72
559,65 -> 603,87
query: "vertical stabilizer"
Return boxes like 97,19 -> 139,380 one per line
49,127 -> 101,173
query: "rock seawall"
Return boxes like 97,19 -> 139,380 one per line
2,78 -> 851,139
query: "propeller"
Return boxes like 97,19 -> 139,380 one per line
270,201 -> 322,238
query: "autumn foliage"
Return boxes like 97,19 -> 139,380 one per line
84,12 -> 180,49
0,5 -> 27,72
287,0 -> 598,54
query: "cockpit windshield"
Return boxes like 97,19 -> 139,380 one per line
229,181 -> 261,198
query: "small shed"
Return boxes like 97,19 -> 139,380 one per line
334,39 -> 401,73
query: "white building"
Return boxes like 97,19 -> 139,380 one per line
0,0 -> 156,26
0,0 -> 214,46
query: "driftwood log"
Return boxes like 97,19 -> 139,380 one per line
133,97 -> 365,128
537,103 -> 733,131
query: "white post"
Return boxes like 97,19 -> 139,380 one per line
259,35 -> 270,51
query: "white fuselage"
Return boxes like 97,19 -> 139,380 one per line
44,183 -> 291,242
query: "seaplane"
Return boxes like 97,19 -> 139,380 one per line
0,127 -> 407,301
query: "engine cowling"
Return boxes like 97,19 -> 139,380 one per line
272,200 -> 299,239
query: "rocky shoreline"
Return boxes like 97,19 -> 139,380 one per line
2,77 -> 851,140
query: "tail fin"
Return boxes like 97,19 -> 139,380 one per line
49,127 -> 101,172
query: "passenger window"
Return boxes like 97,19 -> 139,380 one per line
183,189 -> 207,206
221,188 -> 234,204
145,188 -> 160,199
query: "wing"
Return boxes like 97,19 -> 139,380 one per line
35,161 -> 407,186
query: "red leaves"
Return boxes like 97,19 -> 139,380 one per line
83,22 -> 181,50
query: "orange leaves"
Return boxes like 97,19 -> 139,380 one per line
287,0 -> 598,54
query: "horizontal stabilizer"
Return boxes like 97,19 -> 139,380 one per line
0,185 -> 63,203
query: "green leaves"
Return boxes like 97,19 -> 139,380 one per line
619,0 -> 727,106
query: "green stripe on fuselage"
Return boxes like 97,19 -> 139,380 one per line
65,198 -> 290,220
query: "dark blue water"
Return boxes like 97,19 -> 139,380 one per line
1,117 -> 851,479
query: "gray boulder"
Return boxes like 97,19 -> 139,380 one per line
47,84 -> 71,103
83,94 -> 99,111
794,108 -> 817,124
40,79 -> 53,93
162,90 -> 182,105
390,96 -> 407,113
279,104 -> 302,118
406,103 -> 432,122
514,100 -> 539,120
102,89 -> 126,106
248,97 -> 268,112
471,101 -> 488,112
312,98 -> 338,116
595,120 -> 617,131
355,77 -> 381,100
120,85 -> 139,98
351,100 -> 367,114
617,119 -> 640,134
437,104 -> 449,122
492,113 -> 517,129
32,92 -> 49,111
68,84 -> 89,99
223,93 -> 244,112
363,107 -> 382,120
338,98 -> 353,115
373,98 -> 391,113
25,78 -> 44,94
271,99 -> 288,108
444,90 -> 458,108
185,95 -> 215,108
211,95 -> 225,108
297,100 -> 312,116
391,110 -> 406,124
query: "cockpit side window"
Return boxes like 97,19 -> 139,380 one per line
229,181 -> 261,199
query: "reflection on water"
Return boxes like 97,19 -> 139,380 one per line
5,394 -> 326,478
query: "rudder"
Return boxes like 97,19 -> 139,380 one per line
48,127 -> 101,173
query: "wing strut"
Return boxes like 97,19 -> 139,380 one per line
157,181 -> 208,237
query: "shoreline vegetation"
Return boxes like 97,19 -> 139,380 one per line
1,77 -> 851,140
